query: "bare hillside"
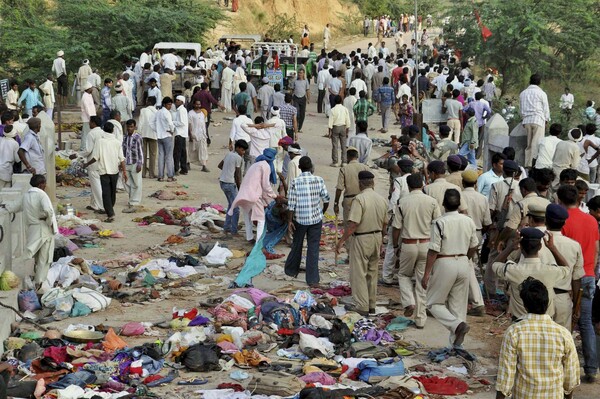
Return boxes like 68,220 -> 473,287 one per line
208,0 -> 359,43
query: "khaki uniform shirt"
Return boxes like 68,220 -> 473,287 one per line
393,191 -> 441,239
492,258 -> 569,318
429,211 -> 479,255
552,140 -> 581,170
336,160 -> 370,197
505,192 -> 550,230
489,177 -> 523,213
349,188 -> 388,234
552,232 -> 585,291
445,171 -> 463,189
424,177 -> 468,212
462,187 -> 492,231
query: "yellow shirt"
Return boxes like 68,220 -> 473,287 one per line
496,313 -> 579,399
328,104 -> 350,128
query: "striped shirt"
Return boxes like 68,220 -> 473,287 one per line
353,98 -> 376,122
122,132 -> 144,167
288,172 -> 330,225
496,313 -> 579,399
519,85 -> 550,127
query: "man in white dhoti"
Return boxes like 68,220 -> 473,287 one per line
188,100 -> 210,172
221,63 -> 235,112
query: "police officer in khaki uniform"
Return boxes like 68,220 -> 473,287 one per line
484,159 -> 523,296
545,204 -> 585,330
424,160 -> 468,213
492,227 -> 570,320
392,173 -> 441,327
336,171 -> 388,316
334,147 -> 370,228
461,170 -> 491,316
422,189 -> 479,346
445,155 -> 464,189
380,159 -> 414,286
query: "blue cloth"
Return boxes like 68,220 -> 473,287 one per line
459,142 -> 476,166
48,370 -> 97,389
374,85 -> 395,107
17,88 -> 43,111
579,276 -> 598,375
263,201 -> 288,254
234,229 -> 267,287
256,147 -> 277,184
358,360 -> 405,382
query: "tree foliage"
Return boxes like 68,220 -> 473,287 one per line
444,0 -> 600,95
0,0 -> 223,80
350,0 -> 437,19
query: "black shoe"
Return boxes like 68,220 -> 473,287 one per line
453,322 -> 470,347
582,374 -> 596,384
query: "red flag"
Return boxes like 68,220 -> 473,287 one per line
474,9 -> 492,42
274,52 -> 280,69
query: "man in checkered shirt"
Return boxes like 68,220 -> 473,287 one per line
284,156 -> 330,287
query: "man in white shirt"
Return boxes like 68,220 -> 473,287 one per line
229,104 -> 254,173
161,49 -> 178,71
348,121 -> 372,164
323,23 -> 332,50
559,87 -> 574,121
0,126 -> 20,188
52,50 -> 67,107
520,74 -> 550,168
535,123 -> 562,170
188,100 -> 209,172
379,41 -> 389,59
367,43 -> 377,59
363,59 -> 375,99
317,63 -> 331,114
76,116 -> 105,212
328,95 -> 351,167
172,96 -> 189,175
242,116 -> 273,164
257,78 -> 275,120
343,87 -> 358,137
139,97 -> 158,178
5,82 -> 19,110
38,75 -> 55,119
221,63 -> 235,112
77,59 -> 93,104
267,107 -> 286,148
83,122 -> 127,223
152,97 -> 176,181
79,81 -> 96,152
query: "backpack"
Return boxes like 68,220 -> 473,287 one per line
249,371 -> 305,397
176,343 -> 221,372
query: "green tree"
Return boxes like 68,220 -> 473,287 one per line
444,0 -> 600,95
0,0 -> 223,80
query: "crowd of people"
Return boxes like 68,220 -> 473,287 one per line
1,15 -> 600,399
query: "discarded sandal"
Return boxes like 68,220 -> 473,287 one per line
177,377 -> 209,386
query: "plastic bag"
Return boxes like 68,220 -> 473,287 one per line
121,322 -> 145,336
18,290 -> 41,312
176,343 -> 221,372
72,287 -> 111,312
358,359 -> 405,383
204,242 -> 233,265
70,302 -> 92,317
102,328 -> 128,351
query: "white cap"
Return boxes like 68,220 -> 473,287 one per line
442,67 -> 449,74
176,95 -> 186,102
270,107 -> 280,116
83,59 -> 89,65
82,81 -> 93,91
57,50 -> 64,57
288,147 -> 302,154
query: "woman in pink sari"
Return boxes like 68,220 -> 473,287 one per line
229,148 -> 279,242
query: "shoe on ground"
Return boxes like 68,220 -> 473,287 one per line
467,305 -> 486,317
330,163 -> 340,167
122,206 -> 137,213
202,166 -> 210,173
582,374 -> 596,384
344,304 -> 369,316
377,278 -> 396,287
404,306 -> 415,317
453,322 -> 470,347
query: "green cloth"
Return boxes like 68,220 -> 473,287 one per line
461,116 -> 479,148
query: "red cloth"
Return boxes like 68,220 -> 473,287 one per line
218,383 -> 244,391
143,375 -> 163,384
414,376 -> 468,395
562,208 -> 599,276
327,286 -> 352,297
43,346 -> 70,364
277,328 -> 295,336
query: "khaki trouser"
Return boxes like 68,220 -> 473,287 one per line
0,179 -> 10,189
553,291 -> 572,330
427,256 -> 470,345
331,125 -> 347,164
142,138 -> 157,178
524,123 -> 545,167
447,118 -> 461,144
125,164 -> 143,206
350,232 -> 383,312
342,197 -> 354,229
398,241 -> 429,327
